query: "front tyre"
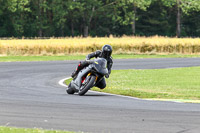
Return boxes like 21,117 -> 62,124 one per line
78,75 -> 96,96
66,83 -> 75,95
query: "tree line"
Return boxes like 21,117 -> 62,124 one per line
0,0 -> 200,38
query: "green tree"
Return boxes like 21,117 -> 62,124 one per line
0,0 -> 30,36
51,0 -> 69,36
162,0 -> 200,37
76,0 -> 103,37
65,1 -> 83,37
136,0 -> 173,36
112,0 -> 152,35
128,0 -> 152,35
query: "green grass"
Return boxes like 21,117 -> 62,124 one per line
0,54 -> 200,62
0,126 -> 76,133
65,67 -> 200,103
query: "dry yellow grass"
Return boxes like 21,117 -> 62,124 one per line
0,36 -> 200,55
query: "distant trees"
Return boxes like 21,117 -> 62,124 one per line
114,0 -> 152,35
0,0 -> 200,37
161,0 -> 200,37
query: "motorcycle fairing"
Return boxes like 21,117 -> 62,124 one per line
71,67 -> 91,91
91,58 -> 108,76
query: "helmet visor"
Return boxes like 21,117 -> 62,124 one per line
102,51 -> 111,58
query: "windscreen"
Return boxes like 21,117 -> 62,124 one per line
95,58 -> 107,69
93,58 -> 108,75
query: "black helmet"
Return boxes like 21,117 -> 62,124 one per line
101,44 -> 112,59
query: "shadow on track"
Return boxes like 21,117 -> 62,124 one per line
83,94 -> 110,97
64,93 -> 110,97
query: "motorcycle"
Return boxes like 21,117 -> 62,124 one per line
66,57 -> 109,96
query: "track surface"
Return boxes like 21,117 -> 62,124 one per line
0,58 -> 200,133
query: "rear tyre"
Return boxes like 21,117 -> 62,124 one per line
78,75 -> 96,96
66,83 -> 75,94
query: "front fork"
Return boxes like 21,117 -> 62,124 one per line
87,73 -> 98,81
82,73 -> 98,85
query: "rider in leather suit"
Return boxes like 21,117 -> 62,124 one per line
71,44 -> 113,89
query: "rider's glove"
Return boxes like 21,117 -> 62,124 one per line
105,74 -> 109,78
85,58 -> 93,64
85,58 -> 90,62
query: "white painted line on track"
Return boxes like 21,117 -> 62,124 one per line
58,77 -> 183,103
89,90 -> 141,100
89,90 -> 184,103
58,77 -> 71,88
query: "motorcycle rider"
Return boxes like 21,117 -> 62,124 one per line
71,44 -> 113,89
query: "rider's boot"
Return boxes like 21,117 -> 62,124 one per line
71,63 -> 82,78
71,70 -> 78,78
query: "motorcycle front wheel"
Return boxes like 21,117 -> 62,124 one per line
78,75 -> 96,96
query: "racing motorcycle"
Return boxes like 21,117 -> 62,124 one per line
66,58 -> 108,96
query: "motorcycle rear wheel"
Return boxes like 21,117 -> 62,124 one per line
78,75 -> 96,96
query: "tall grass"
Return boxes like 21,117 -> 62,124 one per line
0,36 -> 200,55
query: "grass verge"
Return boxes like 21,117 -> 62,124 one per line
0,126 -> 76,133
65,67 -> 200,103
0,54 -> 200,62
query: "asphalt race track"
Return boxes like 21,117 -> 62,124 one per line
1,58 -> 200,133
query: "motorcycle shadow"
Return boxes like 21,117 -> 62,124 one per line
79,93 -> 110,97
